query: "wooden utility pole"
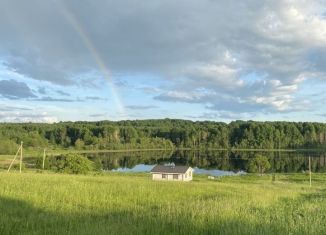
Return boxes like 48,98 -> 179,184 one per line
7,145 -> 22,172
309,156 -> 312,187
19,141 -> 23,173
42,148 -> 46,170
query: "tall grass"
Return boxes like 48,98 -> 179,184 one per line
0,172 -> 325,235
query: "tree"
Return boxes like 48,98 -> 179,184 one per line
1,120 -> 326,152
49,154 -> 94,174
75,139 -> 85,150
248,155 -> 271,175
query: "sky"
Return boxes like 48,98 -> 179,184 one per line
0,0 -> 326,123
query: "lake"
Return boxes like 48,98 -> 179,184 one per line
85,150 -> 326,176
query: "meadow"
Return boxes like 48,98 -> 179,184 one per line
0,171 -> 325,235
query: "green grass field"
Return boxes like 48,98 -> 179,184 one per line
0,172 -> 325,235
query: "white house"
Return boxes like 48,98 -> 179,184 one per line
150,165 -> 193,181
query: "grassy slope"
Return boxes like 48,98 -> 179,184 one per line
0,172 -> 325,235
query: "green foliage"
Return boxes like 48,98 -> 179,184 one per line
1,120 -> 326,153
49,154 -> 94,174
74,138 -> 85,150
35,155 -> 50,170
248,155 -> 271,175
0,139 -> 18,154
12,162 -> 26,171
92,157 -> 103,171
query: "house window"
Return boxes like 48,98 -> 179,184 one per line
173,174 -> 178,180
162,174 -> 167,179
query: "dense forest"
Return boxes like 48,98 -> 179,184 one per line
1,119 -> 326,154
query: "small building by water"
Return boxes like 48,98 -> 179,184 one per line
150,165 -> 193,181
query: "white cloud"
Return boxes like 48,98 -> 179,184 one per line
0,0 -> 326,117
0,111 -> 58,123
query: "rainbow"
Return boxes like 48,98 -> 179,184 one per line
56,1 -> 126,118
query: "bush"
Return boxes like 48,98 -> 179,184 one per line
49,154 -> 94,174
35,155 -> 50,170
12,162 -> 26,171
74,139 -> 85,150
0,139 -> 19,154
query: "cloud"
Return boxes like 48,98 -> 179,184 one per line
89,113 -> 107,118
37,87 -> 71,97
0,106 -> 33,112
33,96 -> 80,102
13,95 -> 108,103
56,90 -> 70,96
0,111 -> 58,123
0,0 -> 326,115
114,79 -> 129,88
139,86 -> 162,94
85,96 -> 107,101
155,90 -> 213,103
3,56 -> 72,85
0,79 -> 36,99
186,111 -> 251,121
126,105 -> 158,110
38,87 -> 47,95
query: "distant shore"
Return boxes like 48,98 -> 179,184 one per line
1,147 -> 325,160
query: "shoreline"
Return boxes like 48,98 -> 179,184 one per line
0,147 -> 325,160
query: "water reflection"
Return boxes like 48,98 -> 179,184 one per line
86,150 -> 326,174
109,163 -> 246,176
193,168 -> 246,176
111,164 -> 155,173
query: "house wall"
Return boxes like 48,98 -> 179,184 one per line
183,168 -> 193,181
152,173 -> 164,180
151,168 -> 193,181
152,173 -> 183,181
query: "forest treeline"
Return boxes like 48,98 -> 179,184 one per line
1,119 -> 326,154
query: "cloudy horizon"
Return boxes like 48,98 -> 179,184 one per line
1,0 -> 326,123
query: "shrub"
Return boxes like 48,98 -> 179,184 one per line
11,162 -> 26,171
49,154 -> 94,174
35,155 -> 50,170
0,139 -> 19,154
